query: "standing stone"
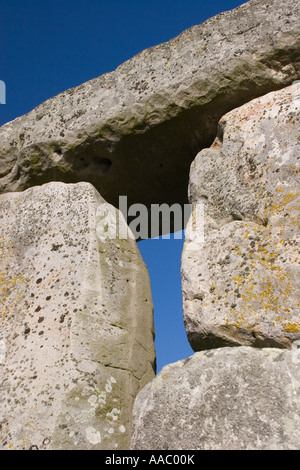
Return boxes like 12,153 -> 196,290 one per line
0,0 -> 299,219
131,345 -> 300,450
182,83 -> 300,350
0,182 -> 155,450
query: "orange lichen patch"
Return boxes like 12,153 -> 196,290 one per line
282,322 -> 300,333
162,372 -> 170,380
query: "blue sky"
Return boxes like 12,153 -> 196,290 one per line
0,0 -> 246,372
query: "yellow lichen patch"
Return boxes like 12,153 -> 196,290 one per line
238,251 -> 294,323
0,270 -> 29,319
0,232 -> 31,319
212,223 -> 299,334
282,322 -> 300,334
162,372 -> 170,380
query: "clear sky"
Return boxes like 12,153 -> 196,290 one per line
0,0 -> 246,372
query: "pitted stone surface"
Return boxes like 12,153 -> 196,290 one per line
182,83 -> 300,350
0,182 -> 155,450
0,0 -> 299,220
130,345 -> 300,450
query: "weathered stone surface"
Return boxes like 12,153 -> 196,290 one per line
182,83 -> 300,350
0,0 -> 299,222
0,182 -> 155,450
131,344 -> 300,450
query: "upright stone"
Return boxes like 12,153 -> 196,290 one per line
182,83 -> 300,350
131,345 -> 300,450
0,182 -> 155,450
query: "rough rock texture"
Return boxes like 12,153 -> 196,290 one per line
182,83 -> 300,351
0,182 -> 155,450
131,344 -> 300,450
0,0 -> 299,223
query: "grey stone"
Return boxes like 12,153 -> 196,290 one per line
182,83 -> 300,350
130,344 -> 300,450
0,182 -> 155,450
0,0 -> 299,229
